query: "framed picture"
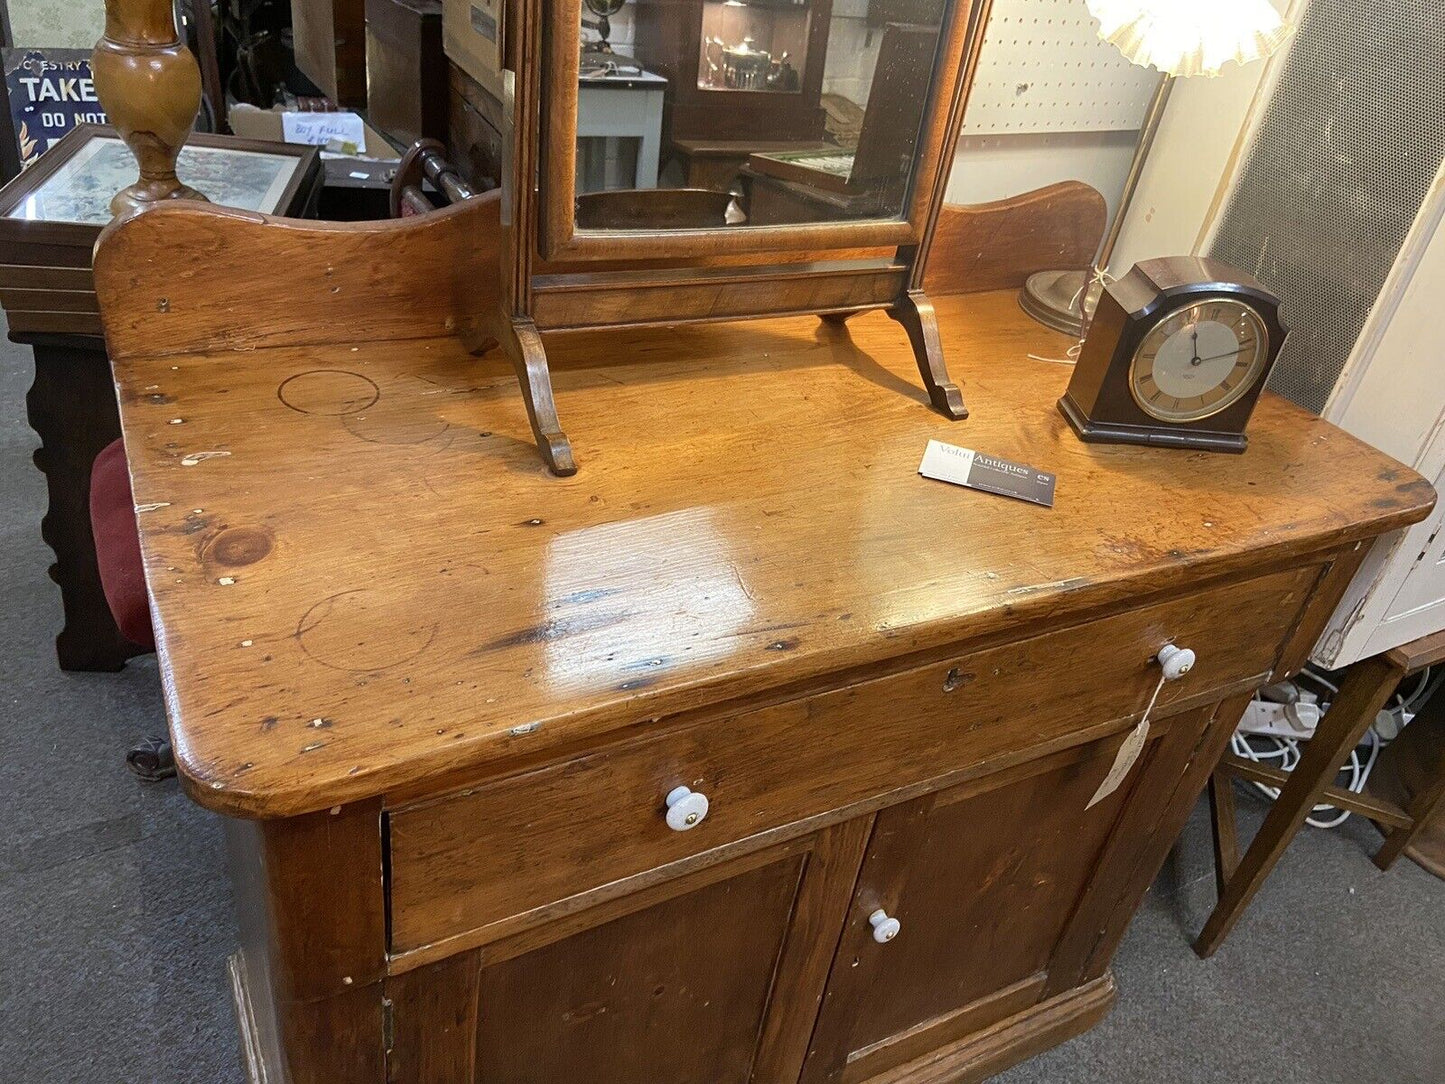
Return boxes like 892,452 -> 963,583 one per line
0,123 -> 321,245
2,122 -> 319,234
0,124 -> 323,336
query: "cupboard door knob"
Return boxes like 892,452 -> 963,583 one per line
664,786 -> 709,831
869,909 -> 901,943
1156,644 -> 1196,681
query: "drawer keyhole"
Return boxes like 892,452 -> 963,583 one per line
942,667 -> 975,693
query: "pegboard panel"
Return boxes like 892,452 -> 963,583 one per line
961,0 -> 1159,135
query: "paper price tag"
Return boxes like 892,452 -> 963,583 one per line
281,111 -> 367,154
1086,670 -> 1168,809
918,440 -> 1056,507
1086,719 -> 1149,809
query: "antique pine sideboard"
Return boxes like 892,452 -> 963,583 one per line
91,195 -> 1433,1083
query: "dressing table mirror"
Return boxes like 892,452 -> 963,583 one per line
480,0 -> 993,474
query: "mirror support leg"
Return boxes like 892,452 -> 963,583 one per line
889,290 -> 968,419
498,318 -> 577,476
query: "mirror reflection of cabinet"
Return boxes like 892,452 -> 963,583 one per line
743,22 -> 938,225
446,0 -> 993,475
633,0 -> 832,144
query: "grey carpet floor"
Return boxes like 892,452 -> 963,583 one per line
1,319 -> 1441,1084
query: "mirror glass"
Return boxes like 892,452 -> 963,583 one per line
573,0 -> 947,231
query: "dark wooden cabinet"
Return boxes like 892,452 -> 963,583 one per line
632,0 -> 833,143
366,0 -> 448,148
448,63 -> 507,188
293,0 -> 369,105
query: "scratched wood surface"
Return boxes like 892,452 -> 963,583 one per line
101,289 -> 1433,818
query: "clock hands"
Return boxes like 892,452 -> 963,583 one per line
1180,316 -> 1255,366
1196,345 -> 1250,364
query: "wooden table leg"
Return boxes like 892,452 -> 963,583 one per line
1208,772 -> 1240,897
1193,653 -> 1403,958
1372,687 -> 1445,871
22,334 -> 149,671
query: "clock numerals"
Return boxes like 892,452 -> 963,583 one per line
1129,299 -> 1270,423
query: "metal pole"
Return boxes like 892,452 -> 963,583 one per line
1096,72 -> 1175,273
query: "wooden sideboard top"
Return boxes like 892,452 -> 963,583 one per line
109,289 -> 1433,818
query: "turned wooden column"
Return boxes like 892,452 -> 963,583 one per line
92,0 -> 208,215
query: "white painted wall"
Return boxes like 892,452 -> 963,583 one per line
943,0 -> 1295,263
940,0 -> 1159,239
821,0 -> 883,106
1103,0 -> 1297,273
8,0 -> 104,49
1104,57 -> 1278,273
943,130 -> 1138,224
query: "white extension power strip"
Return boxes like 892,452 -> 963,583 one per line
1231,666 -> 1440,829
1237,697 -> 1321,740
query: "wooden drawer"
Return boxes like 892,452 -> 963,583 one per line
388,564 -> 1319,955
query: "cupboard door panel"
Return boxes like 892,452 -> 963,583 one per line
1046,700 -> 1246,995
475,853 -> 800,1084
386,822 -> 872,1084
802,737 -> 1140,1084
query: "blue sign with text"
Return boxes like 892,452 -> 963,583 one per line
4,48 -> 110,169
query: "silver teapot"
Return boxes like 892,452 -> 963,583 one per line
705,37 -> 794,91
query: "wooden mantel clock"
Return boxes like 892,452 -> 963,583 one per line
1059,256 -> 1288,453
460,0 -> 997,474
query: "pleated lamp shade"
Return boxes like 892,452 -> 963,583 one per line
1086,0 -> 1292,78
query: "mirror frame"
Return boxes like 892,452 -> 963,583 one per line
537,0 -> 982,262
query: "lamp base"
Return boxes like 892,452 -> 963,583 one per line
1019,269 -> 1103,338
109,177 -> 207,218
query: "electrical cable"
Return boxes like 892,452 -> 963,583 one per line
1230,727 -> 1381,828
1230,665 -> 1434,829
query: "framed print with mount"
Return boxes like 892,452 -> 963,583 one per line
0,124 -> 321,274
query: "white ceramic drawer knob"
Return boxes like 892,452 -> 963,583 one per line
1156,644 -> 1197,681
664,786 -> 709,832
869,908 -> 901,943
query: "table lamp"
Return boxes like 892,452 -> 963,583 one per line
1019,0 -> 1292,336
92,0 -> 208,216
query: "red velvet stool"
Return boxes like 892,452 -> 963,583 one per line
89,438 -> 156,651
90,439 -> 172,780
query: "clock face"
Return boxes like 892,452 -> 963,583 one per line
1128,299 -> 1270,423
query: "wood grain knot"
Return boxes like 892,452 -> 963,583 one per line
277,369 -> 381,415
204,527 -> 273,568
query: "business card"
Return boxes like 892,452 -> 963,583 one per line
918,440 -> 1056,507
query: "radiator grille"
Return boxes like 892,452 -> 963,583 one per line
1207,0 -> 1445,415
